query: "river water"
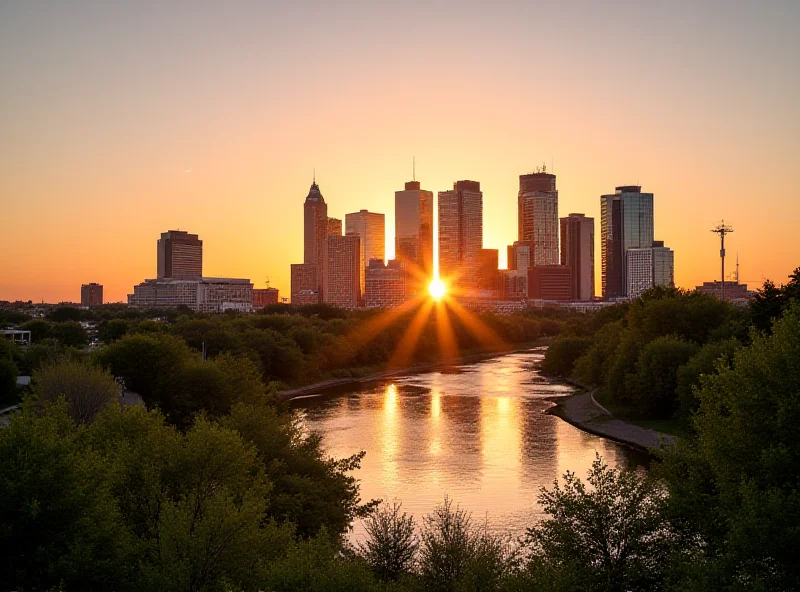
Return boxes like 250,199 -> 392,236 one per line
294,348 -> 647,540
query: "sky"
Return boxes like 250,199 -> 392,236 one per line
1,0 -> 798,303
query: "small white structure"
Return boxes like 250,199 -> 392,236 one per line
1,330 -> 32,346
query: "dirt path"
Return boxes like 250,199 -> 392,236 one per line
546,391 -> 675,453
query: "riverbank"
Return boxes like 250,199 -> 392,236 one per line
546,390 -> 675,453
278,342 -> 547,400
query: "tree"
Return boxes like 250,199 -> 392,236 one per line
525,455 -> 675,592
674,338 -> 739,417
657,304 -> 800,590
358,502 -> 418,581
99,318 -> 129,343
629,335 -> 698,419
541,336 -> 592,377
0,358 -> 18,405
33,359 -> 120,424
47,306 -> 83,322
51,320 -> 89,348
20,319 -> 53,343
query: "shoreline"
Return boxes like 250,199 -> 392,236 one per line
277,342 -> 547,400
545,389 -> 675,453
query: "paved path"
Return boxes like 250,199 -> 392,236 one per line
547,391 -> 675,452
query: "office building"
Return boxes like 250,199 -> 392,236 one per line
438,180 -> 483,293
478,249 -> 500,294
323,234 -> 361,309
518,170 -> 558,266
345,209 -> 385,295
304,181 -> 328,292
395,180 -> 434,297
290,263 -> 319,305
529,265 -> 572,301
252,288 -> 279,309
327,217 -> 342,236
499,269 -> 527,299
560,214 -> 595,301
507,241 -> 532,272
157,230 -> 202,279
600,185 -> 654,298
626,243 -> 674,298
365,259 -> 405,308
696,281 -> 750,301
128,277 -> 253,313
80,283 -> 103,306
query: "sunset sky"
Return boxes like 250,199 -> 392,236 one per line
1,0 -> 798,303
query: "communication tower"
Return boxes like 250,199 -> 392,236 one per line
711,221 -> 734,300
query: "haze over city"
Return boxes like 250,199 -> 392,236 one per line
1,0 -> 799,303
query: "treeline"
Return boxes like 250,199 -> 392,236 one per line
542,268 -> 800,422
3,300 -> 800,590
1,301 -> 568,412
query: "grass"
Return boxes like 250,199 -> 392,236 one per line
594,390 -> 691,439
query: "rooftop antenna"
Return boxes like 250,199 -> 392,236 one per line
313,167 -> 315,185
711,220 -> 734,301
736,253 -> 740,284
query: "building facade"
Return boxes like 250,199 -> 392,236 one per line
477,249 -> 500,294
395,180 -> 434,298
327,217 -> 342,236
252,287 -> 279,309
560,213 -> 595,301
626,244 -> 674,298
290,263 -> 319,305
529,265 -> 572,301
438,180 -> 483,293
507,240 -> 532,272
128,277 -> 253,313
345,209 -> 385,295
157,230 -> 202,279
518,171 -> 558,266
80,283 -> 103,306
323,234 -> 361,309
365,259 -> 405,308
499,269 -> 527,299
600,185 -> 654,298
695,280 -> 751,301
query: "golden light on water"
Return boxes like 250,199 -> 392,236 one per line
428,278 -> 446,300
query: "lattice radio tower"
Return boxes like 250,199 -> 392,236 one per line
711,220 -> 734,300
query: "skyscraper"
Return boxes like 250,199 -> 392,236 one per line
507,241 -> 532,272
518,170 -> 558,266
365,259 -> 405,308
600,185 -> 654,298
323,234 -> 361,309
345,209 -> 385,295
477,248 -> 499,294
304,181 -> 328,292
395,180 -> 434,296
560,213 -> 595,301
438,180 -> 483,293
157,230 -> 202,279
625,243 -> 674,298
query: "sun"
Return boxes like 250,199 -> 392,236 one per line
428,278 -> 446,300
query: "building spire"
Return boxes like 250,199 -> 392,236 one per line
313,167 -> 316,185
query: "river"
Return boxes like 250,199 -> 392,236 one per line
293,348 -> 647,540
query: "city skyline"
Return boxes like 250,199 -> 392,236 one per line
1,1 -> 798,302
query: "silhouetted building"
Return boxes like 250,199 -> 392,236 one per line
626,244 -> 674,298
499,269 -> 527,299
560,214 -> 595,301
695,280 -> 750,300
128,277 -> 253,313
252,288 -> 279,309
600,186 -> 654,298
81,283 -> 103,306
438,180 -> 483,293
290,263 -> 319,305
365,259 -> 405,308
518,170 -> 558,266
395,180 -> 434,298
157,230 -> 202,279
478,249 -> 499,293
529,266 -> 571,300
345,210 -> 385,295
327,217 -> 342,236
323,234 -> 361,309
507,240 -> 532,272
304,181 -> 328,293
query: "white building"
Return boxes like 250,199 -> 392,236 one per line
128,277 -> 253,313
626,244 -> 674,298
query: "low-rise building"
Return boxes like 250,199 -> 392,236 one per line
252,288 -> 279,309
127,277 -> 253,313
529,265 -> 572,301
365,259 -> 405,308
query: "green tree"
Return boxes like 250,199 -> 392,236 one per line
99,318 -> 129,343
47,306 -> 83,322
525,455 -> 675,592
0,358 -> 18,405
674,338 -> 739,417
658,304 -> 800,590
33,359 -> 120,424
51,320 -> 89,348
541,336 -> 592,377
358,502 -> 418,581
20,319 -> 53,343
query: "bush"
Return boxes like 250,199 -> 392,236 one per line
540,336 -> 592,377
